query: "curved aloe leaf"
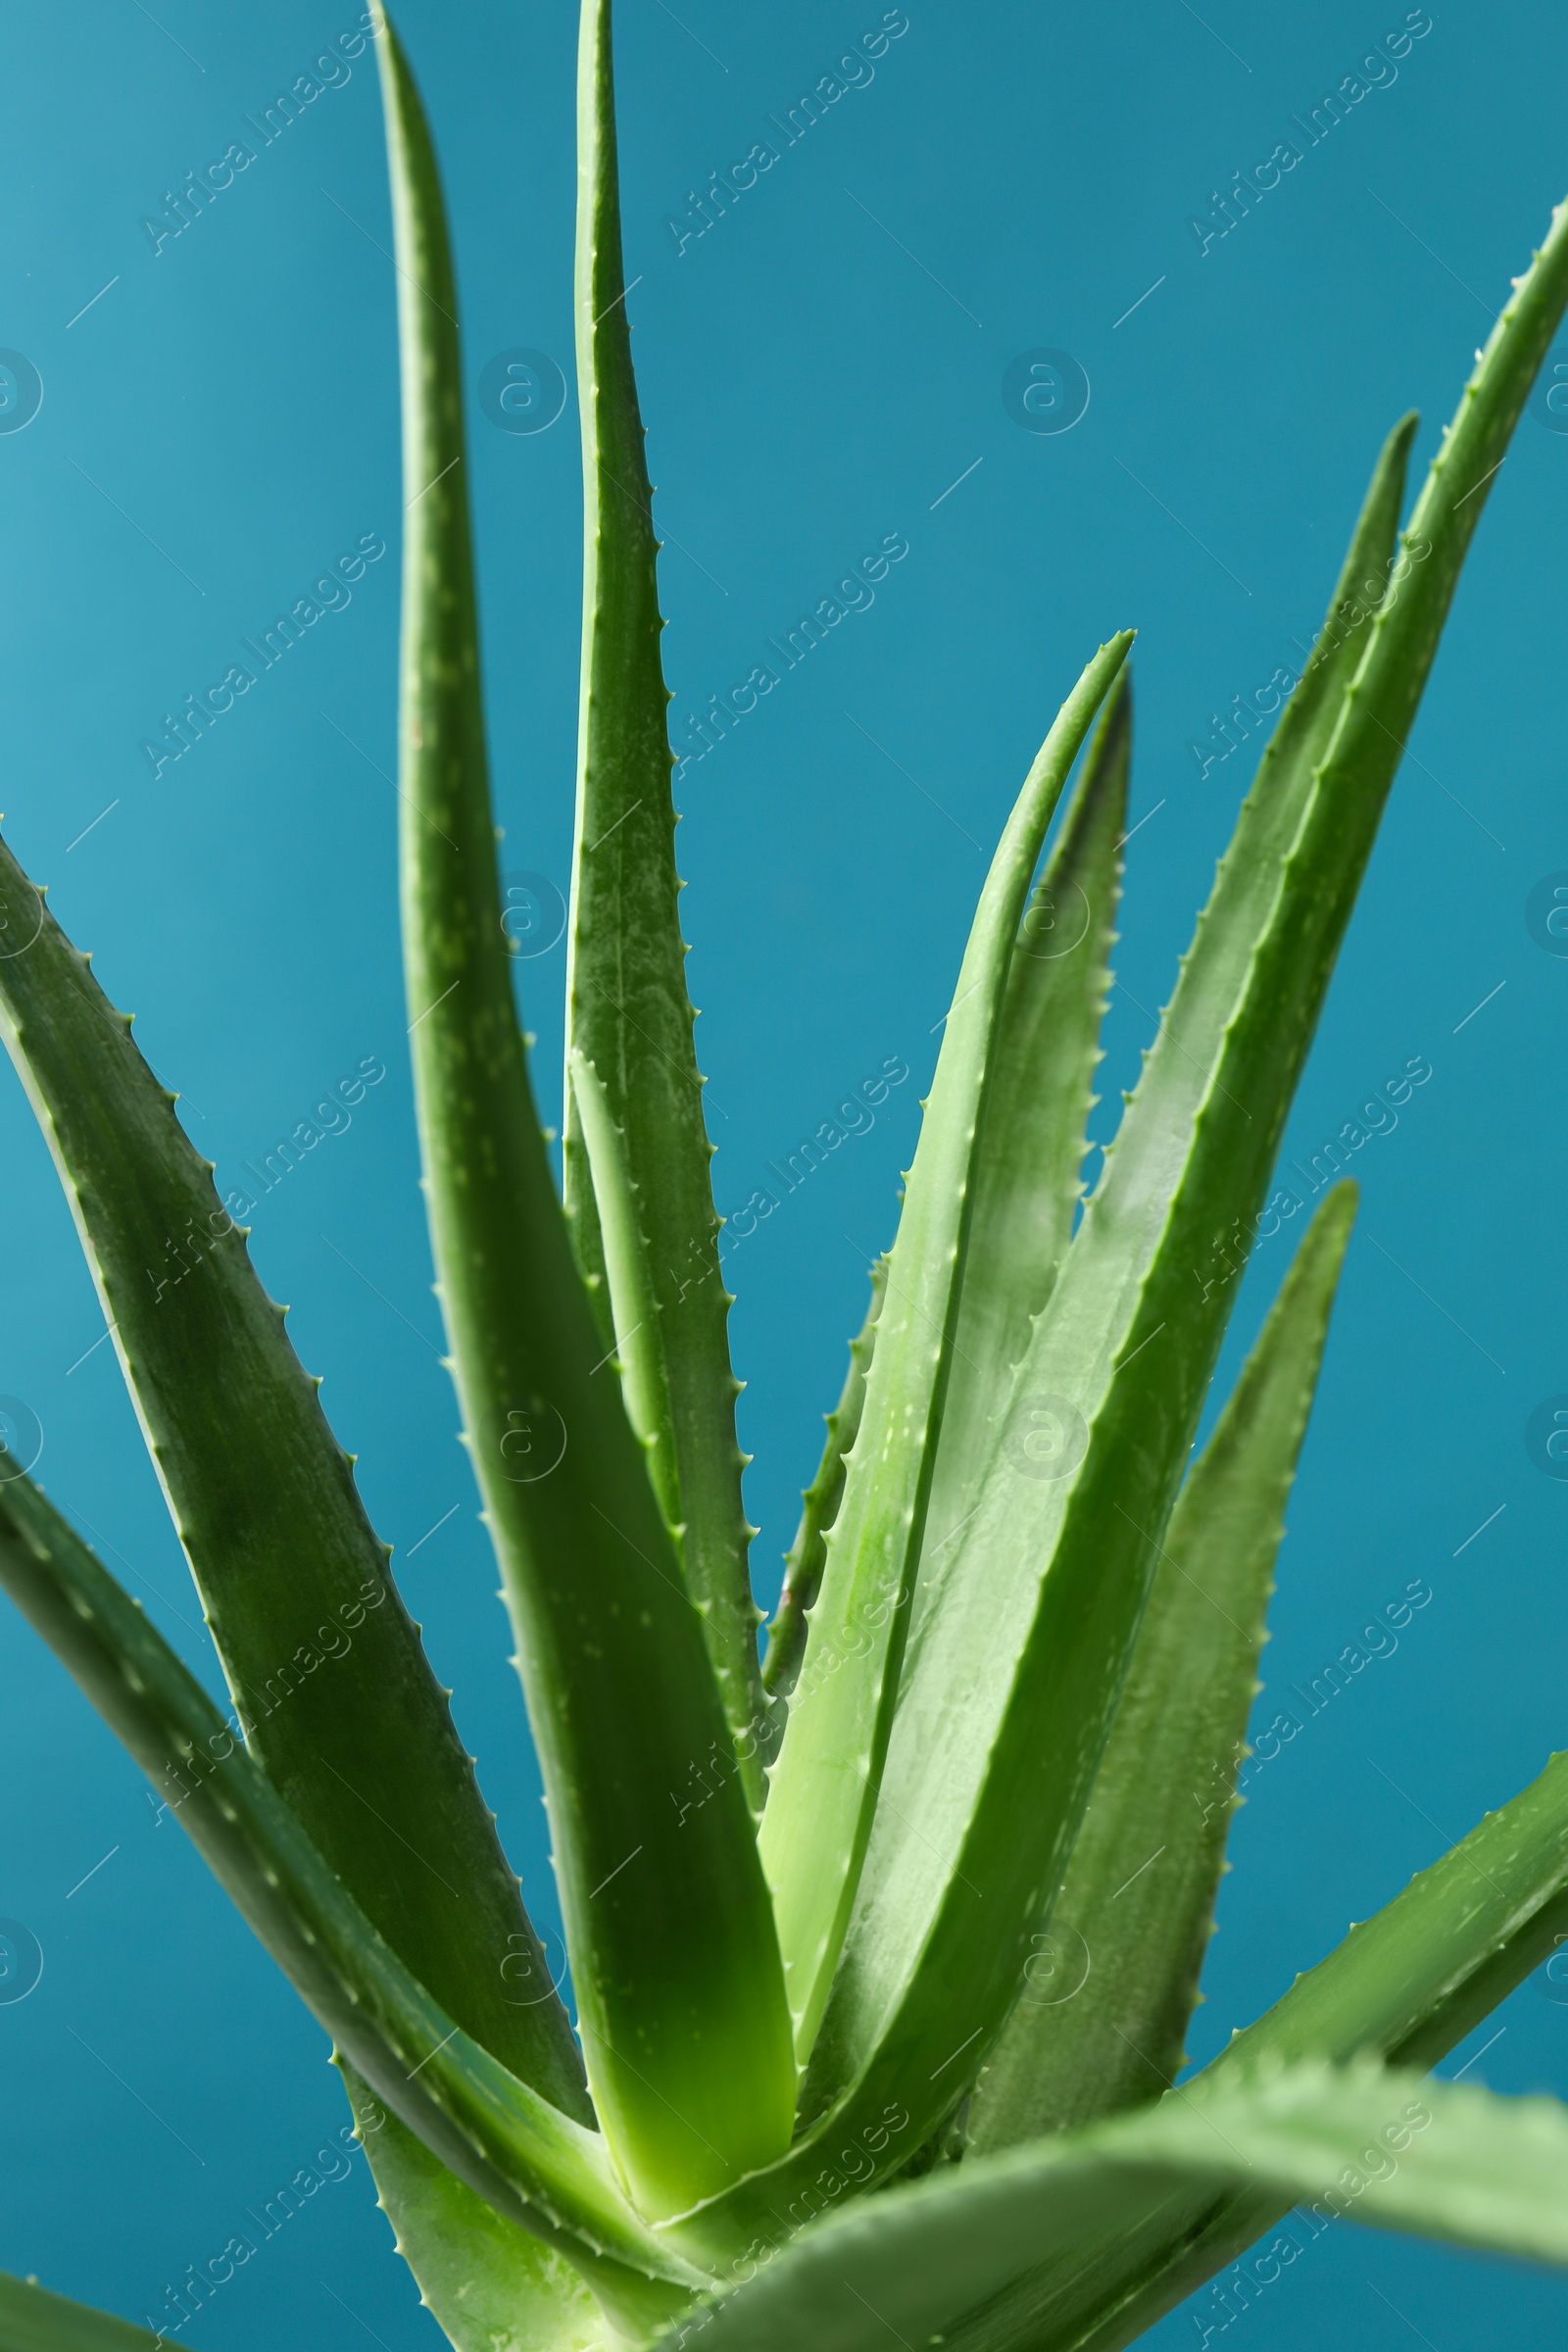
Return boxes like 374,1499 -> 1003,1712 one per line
664,2066 -> 1568,2352
343,2092 -> 606,2352
943,1695 -> 1568,2352
0,1466 -> 705,2326
968,1183 -> 1357,2151
1080,1739 -> 1568,2352
915,665 -> 1129,1604
373,6 -> 794,2218
760,1255 -> 887,1726
0,854 -> 584,2127
759,633 -> 1133,2064
563,0 -> 763,1790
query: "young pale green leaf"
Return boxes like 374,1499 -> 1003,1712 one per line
760,1255 -> 887,1726
0,830 -> 585,2125
0,2271 -> 185,2352
759,633 -> 1133,2064
915,666 -> 1129,1596
663,2065 -> 1568,2352
341,2088 -> 607,2352
374,8 -> 794,2218
772,201 -> 1568,2221
564,0 -> 763,1789
0,1467 -> 704,2327
968,1183 -> 1357,2152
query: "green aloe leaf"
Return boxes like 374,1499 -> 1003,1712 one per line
344,2097 -> 606,2352
808,406 -> 1414,2134
374,4 -> 794,2218
885,198 -> 1568,2352
0,2271 -> 184,2352
916,665 -> 1129,1599
669,196 -> 1568,2277
934,1752 -> 1568,2352
968,1182 -> 1357,2152
759,634 -> 1133,2064
563,0 -> 763,1788
760,1256 -> 887,1723
0,1467 -> 705,2329
0,858 -> 585,2129
762,198 -> 1568,2228
663,2065 -> 1568,2352
1060,1741 -> 1568,2352
568,1048 -> 679,1523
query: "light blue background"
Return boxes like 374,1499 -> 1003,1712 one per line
0,2 -> 1566,2345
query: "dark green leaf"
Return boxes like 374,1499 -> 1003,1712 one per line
0,845 -> 585,2114
0,1465 -> 703,2329
375,4 -> 795,2218
0,2270 -> 184,2352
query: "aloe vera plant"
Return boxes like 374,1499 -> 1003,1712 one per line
5,8 -> 1568,2349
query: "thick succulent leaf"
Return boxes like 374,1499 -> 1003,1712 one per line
944,1736 -> 1568,2352
375,7 -> 793,2219
903,196 -> 1568,2352
773,200 -> 1568,2229
343,2089 -> 606,2352
918,667 -> 1129,1584
563,0 -> 763,1789
804,406 -> 1412,2125
760,1255 -> 887,1727
759,635 -> 1134,2064
968,1183 -> 1357,2151
0,1466 -> 706,2328
0,858 -> 585,2128
662,2066 -> 1568,2352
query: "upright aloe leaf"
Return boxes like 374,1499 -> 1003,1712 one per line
0,847 -> 585,2118
916,668 -> 1129,1593
968,1183 -> 1357,2153
670,2065 -> 1568,2352
771,212 -> 1568,2212
759,635 -> 1133,2063
0,1467 -> 705,2332
760,1256 -> 887,1720
374,9 -> 795,2218
564,0 -> 763,1791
